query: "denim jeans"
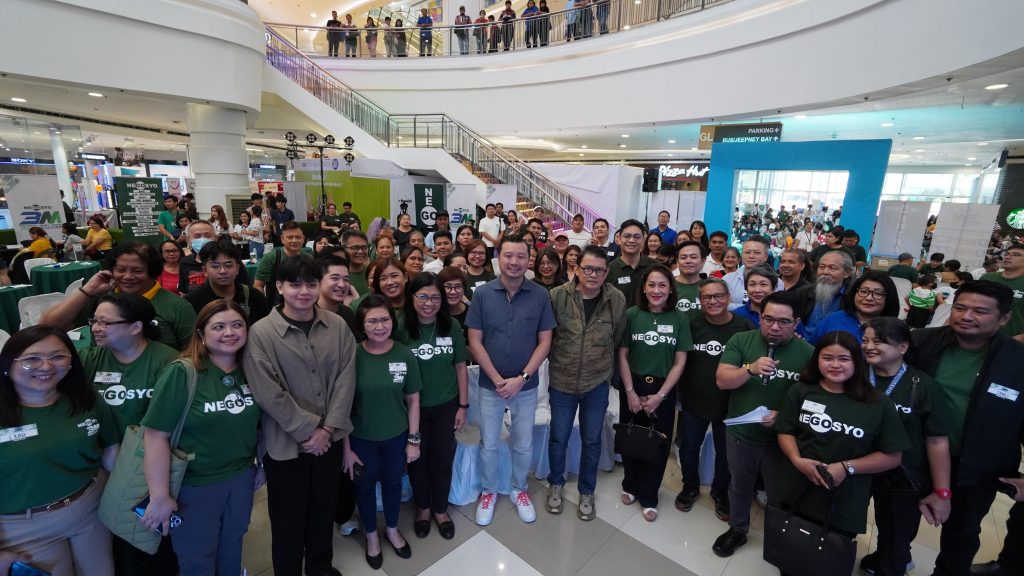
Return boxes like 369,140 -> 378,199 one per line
478,386 -> 538,494
596,3 -> 609,34
676,408 -> 730,497
547,382 -> 609,495
456,33 -> 469,55
351,433 -> 407,533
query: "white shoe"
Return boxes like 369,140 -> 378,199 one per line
476,492 -> 497,526
337,519 -> 360,536
511,490 -> 537,523
755,490 -> 767,508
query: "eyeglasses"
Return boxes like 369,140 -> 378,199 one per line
413,294 -> 443,303
856,288 -> 886,300
364,317 -> 392,326
87,318 -> 133,328
620,233 -> 644,241
581,266 -> 607,276
699,293 -> 729,302
444,284 -> 464,293
761,316 -> 795,327
161,249 -> 180,255
206,262 -> 238,272
346,245 -> 369,253
13,353 -> 74,371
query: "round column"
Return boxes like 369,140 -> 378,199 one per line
186,103 -> 250,217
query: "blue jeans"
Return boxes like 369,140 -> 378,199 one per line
547,382 -> 609,495
478,386 -> 538,494
676,408 -> 730,496
351,433 -> 407,532
171,467 -> 255,576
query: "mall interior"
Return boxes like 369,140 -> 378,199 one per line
1,0 -> 1023,575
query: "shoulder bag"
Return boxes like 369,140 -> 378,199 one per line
99,359 -> 198,554
763,482 -> 857,576
613,412 -> 668,464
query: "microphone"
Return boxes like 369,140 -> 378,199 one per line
762,341 -> 777,386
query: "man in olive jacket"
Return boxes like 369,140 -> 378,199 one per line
544,245 -> 627,521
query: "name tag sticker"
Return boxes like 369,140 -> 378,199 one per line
987,383 -> 1019,402
0,424 -> 39,443
389,362 -> 408,372
94,372 -> 122,384
617,276 -> 631,285
241,385 -> 252,395
672,268 -> 680,277
801,400 -> 826,414
475,281 -> 486,287
657,324 -> 673,334
436,337 -> 453,346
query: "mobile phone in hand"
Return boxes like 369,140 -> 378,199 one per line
11,562 -> 52,576
815,464 -> 835,490
132,496 -> 183,532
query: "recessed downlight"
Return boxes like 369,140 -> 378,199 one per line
985,83 -> 1009,90
913,136 -> 925,140
620,134 -> 629,138
10,97 -> 26,103
88,92 -> 104,98
881,122 -> 895,127
668,139 -> 676,144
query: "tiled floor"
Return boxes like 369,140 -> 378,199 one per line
241,455 -> 1016,576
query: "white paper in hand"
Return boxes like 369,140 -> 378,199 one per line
724,406 -> 770,426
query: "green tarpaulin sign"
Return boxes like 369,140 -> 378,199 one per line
414,183 -> 445,228
114,177 -> 164,247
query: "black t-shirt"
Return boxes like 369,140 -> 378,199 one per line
393,228 -> 413,250
179,255 -> 249,295
184,283 -> 270,326
872,365 -> 951,485
810,244 -> 855,265
678,313 -> 756,421
846,244 -> 867,264
279,307 -> 315,335
582,294 -> 600,324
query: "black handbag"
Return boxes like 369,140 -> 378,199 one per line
613,413 -> 668,464
763,483 -> 857,576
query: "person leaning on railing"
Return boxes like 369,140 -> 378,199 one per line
416,9 -> 434,57
473,10 -> 488,54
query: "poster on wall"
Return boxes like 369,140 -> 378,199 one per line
5,174 -> 65,243
414,183 -> 446,229
870,201 -> 931,259
114,177 -> 164,246
929,202 -> 1002,271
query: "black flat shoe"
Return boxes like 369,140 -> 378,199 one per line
388,534 -> 412,559
413,519 -> 430,538
435,516 -> 455,540
365,551 -> 383,570
712,528 -> 747,558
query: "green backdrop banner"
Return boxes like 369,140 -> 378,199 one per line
414,183 -> 446,228
114,177 -> 164,247
291,170 -> 391,230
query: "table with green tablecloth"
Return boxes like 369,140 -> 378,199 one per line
0,285 -> 33,333
30,261 -> 101,295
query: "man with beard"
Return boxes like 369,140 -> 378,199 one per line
701,231 -> 729,276
906,281 -> 1024,576
778,248 -> 809,291
675,241 -> 706,314
792,250 -> 853,338
724,236 -> 784,304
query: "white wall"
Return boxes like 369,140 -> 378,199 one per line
318,0 -> 1024,134
527,163 -> 644,230
1,0 -> 265,113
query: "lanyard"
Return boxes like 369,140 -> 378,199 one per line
869,362 -> 907,397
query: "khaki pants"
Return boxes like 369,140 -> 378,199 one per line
0,475 -> 113,576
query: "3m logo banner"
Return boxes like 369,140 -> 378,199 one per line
5,174 -> 65,243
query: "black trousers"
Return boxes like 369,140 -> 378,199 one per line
112,534 -> 178,576
619,375 -> 674,509
996,502 -> 1024,573
933,481 -> 998,576
872,489 -> 923,576
264,442 -> 344,576
408,398 -> 458,514
334,465 -> 356,525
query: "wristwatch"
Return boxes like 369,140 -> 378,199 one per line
520,370 -> 531,383
843,460 -> 856,476
933,488 -> 952,500
407,433 -> 422,445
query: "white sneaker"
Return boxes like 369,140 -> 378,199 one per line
337,519 -> 360,536
476,492 -> 497,526
511,490 -> 537,523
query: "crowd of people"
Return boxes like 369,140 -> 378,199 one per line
1,196 -> 1023,576
321,0 -> 612,58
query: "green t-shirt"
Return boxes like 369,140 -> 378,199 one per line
933,345 -> 987,456
873,365 -> 951,484
982,272 -> 1024,337
720,330 -> 814,446
679,313 -> 755,421
919,263 -> 944,276
674,280 -> 701,314
618,306 -> 693,378
352,344 -> 423,441
0,395 -> 119,513
887,264 -> 920,285
80,341 -> 179,440
157,210 -> 181,234
402,320 -> 468,407
141,362 -> 260,486
150,288 -> 198,350
349,266 -> 370,297
774,382 -> 911,535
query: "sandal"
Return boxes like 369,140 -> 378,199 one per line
621,491 -> 636,505
642,508 -> 658,522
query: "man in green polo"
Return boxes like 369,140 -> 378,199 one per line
982,242 -> 1024,341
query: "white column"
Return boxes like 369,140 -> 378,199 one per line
49,127 -> 74,216
186,103 -> 250,217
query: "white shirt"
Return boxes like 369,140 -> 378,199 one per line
423,258 -> 444,273
565,229 -> 592,248
701,256 -> 724,276
724,266 -> 786,304
478,216 -> 504,248
795,230 -> 816,249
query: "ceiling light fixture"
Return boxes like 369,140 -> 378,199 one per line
881,122 -> 895,127
667,153 -> 674,157
581,145 -> 587,149
621,134 -> 629,138
967,157 -> 976,161
668,139 -> 676,144
913,136 -> 925,140
578,153 -> 585,156
310,12 -> 318,18
618,144 -> 627,148
623,25 -> 631,30
794,114 -> 807,119
914,149 -> 925,152
690,147 -> 697,151
985,83 -> 1009,90
10,97 -> 26,103
977,142 -> 988,146
88,92 -> 104,98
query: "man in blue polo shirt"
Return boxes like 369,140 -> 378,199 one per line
466,236 -> 556,527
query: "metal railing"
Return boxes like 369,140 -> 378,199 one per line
266,0 -> 730,58
265,27 -> 601,229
